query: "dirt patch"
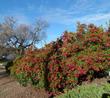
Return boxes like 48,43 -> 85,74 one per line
82,77 -> 108,86
0,69 -> 49,98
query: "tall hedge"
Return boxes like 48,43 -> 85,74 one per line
11,24 -> 110,96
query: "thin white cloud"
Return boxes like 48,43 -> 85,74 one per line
39,6 -> 110,26
27,4 -> 36,11
36,0 -> 110,26
79,13 -> 110,22
1,0 -> 110,26
15,14 -> 30,24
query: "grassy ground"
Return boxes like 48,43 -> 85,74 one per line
56,79 -> 110,98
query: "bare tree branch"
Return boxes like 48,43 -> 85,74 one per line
0,16 -> 48,55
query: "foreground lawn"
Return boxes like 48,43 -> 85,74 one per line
56,83 -> 110,98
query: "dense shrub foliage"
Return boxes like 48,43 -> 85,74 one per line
11,49 -> 47,87
11,24 -> 110,96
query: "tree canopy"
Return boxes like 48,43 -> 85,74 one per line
0,17 -> 48,55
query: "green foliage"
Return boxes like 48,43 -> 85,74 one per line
56,83 -> 110,98
10,23 -> 110,97
11,48 -> 47,88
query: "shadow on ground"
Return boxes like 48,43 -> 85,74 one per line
0,70 -> 9,78
102,93 -> 110,98
0,68 -> 14,86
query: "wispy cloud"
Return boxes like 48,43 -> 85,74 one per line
15,14 -> 30,24
27,4 -> 36,11
36,0 -> 110,26
39,8 -> 110,26
1,0 -> 110,26
79,13 -> 110,22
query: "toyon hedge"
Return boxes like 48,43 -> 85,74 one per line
11,23 -> 110,96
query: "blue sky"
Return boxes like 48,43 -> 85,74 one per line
0,0 -> 110,47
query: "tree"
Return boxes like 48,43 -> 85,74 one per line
0,17 -> 48,55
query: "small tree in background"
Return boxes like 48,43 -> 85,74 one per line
0,16 -> 48,55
